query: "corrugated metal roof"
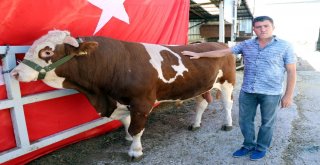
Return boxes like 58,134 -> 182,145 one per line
189,0 -> 253,21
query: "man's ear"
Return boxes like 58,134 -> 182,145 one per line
76,41 -> 99,56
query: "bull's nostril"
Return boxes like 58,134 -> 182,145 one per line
15,73 -> 19,79
11,71 -> 19,79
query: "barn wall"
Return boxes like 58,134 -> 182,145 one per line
188,19 -> 253,43
188,21 -> 204,43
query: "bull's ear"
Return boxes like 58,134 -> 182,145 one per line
63,36 -> 79,47
77,42 -> 99,56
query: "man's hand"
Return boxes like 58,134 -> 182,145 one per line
281,94 -> 293,108
181,51 -> 201,59
182,48 -> 232,59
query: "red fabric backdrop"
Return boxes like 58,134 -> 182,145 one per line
0,0 -> 189,164
0,0 -> 189,45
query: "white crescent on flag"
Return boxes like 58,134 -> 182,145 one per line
88,0 -> 130,34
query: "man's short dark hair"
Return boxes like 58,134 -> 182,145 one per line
252,16 -> 274,26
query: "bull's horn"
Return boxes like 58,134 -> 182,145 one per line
63,36 -> 79,47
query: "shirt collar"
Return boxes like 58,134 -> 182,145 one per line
254,35 -> 278,45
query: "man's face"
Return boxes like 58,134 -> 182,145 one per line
253,20 -> 274,39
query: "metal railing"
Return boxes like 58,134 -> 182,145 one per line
0,46 -> 112,164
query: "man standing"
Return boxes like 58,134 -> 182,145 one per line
182,16 -> 296,160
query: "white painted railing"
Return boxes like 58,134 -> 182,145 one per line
0,46 -> 113,164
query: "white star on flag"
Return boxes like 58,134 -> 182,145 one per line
88,0 -> 130,34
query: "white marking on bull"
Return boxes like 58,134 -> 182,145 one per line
128,129 -> 144,158
26,30 -> 72,59
40,65 -> 65,88
220,81 -> 234,127
11,30 -> 73,85
11,63 -> 39,82
211,70 -> 233,127
212,69 -> 223,89
110,103 -> 132,141
143,43 -> 188,83
192,96 -> 208,128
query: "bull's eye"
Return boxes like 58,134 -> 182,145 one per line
46,51 -> 51,55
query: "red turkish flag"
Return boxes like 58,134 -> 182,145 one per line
0,0 -> 189,164
0,0 -> 189,45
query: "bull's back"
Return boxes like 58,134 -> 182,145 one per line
155,42 -> 235,100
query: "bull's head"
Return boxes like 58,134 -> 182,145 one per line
11,30 -> 97,88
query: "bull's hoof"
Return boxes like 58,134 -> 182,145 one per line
128,155 -> 143,162
188,125 -> 200,131
221,125 -> 232,131
128,148 -> 143,162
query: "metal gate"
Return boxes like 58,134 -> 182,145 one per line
0,46 -> 114,164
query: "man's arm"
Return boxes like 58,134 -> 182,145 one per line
281,63 -> 296,108
182,48 -> 232,59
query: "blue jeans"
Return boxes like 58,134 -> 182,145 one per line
239,90 -> 281,151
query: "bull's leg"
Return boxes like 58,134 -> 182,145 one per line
127,101 -> 153,160
220,82 -> 234,131
129,129 -> 144,160
121,115 -> 132,141
110,103 -> 132,141
188,96 -> 208,131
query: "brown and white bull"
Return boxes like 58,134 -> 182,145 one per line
11,30 -> 235,160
